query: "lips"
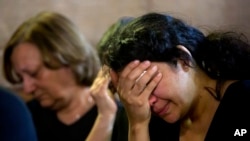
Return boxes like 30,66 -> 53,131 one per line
153,102 -> 170,116
33,92 -> 44,100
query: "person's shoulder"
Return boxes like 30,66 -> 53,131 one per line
210,80 -> 250,141
222,80 -> 250,118
0,87 -> 25,110
234,80 -> 250,88
0,87 -> 19,100
240,80 -> 250,90
226,80 -> 250,98
0,87 -> 38,141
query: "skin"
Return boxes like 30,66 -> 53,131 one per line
11,42 -> 83,111
110,59 -> 198,123
11,42 -> 117,141
87,68 -> 117,141
109,46 -> 234,141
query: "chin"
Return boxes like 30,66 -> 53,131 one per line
162,113 -> 179,124
39,100 -> 53,108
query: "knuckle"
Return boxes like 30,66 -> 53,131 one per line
127,75 -> 134,81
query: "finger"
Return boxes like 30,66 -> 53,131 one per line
141,72 -> 162,99
121,60 -> 151,80
120,60 -> 140,78
135,70 -> 147,83
100,76 -> 110,92
96,68 -> 105,78
132,65 -> 158,94
101,65 -> 110,77
91,76 -> 109,96
116,61 -> 139,94
118,61 -> 151,91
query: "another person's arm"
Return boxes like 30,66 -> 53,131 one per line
86,69 -> 117,141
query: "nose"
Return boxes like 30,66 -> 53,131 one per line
149,94 -> 158,106
22,76 -> 36,94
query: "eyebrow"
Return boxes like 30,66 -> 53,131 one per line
17,64 -> 42,75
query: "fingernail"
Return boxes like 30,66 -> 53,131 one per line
143,60 -> 150,65
152,65 -> 157,71
156,72 -> 162,77
133,60 -> 139,64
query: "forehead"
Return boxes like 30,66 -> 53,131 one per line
11,42 -> 42,70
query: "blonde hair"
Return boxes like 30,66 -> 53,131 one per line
3,11 -> 100,86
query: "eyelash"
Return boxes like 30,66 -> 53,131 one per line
17,70 -> 39,83
30,71 -> 38,77
30,66 -> 43,78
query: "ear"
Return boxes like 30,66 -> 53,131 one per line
109,69 -> 119,87
176,45 -> 192,72
177,45 -> 192,57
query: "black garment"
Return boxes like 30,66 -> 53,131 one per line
149,115 -> 179,141
205,80 -> 250,141
147,80 -> 250,141
27,100 -> 128,141
0,87 -> 37,141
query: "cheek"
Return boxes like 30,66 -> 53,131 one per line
36,71 -> 61,93
152,76 -> 180,102
40,69 -> 68,85
152,80 -> 169,99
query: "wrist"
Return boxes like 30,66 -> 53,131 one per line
97,113 -> 116,122
129,121 -> 149,131
129,122 -> 150,141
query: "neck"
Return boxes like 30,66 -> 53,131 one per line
57,86 -> 95,125
180,71 -> 236,139
179,70 -> 217,136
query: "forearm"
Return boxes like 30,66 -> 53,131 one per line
129,122 -> 150,141
85,114 -> 115,141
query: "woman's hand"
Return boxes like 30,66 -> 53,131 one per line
90,68 -> 117,117
114,60 -> 162,125
86,68 -> 117,141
